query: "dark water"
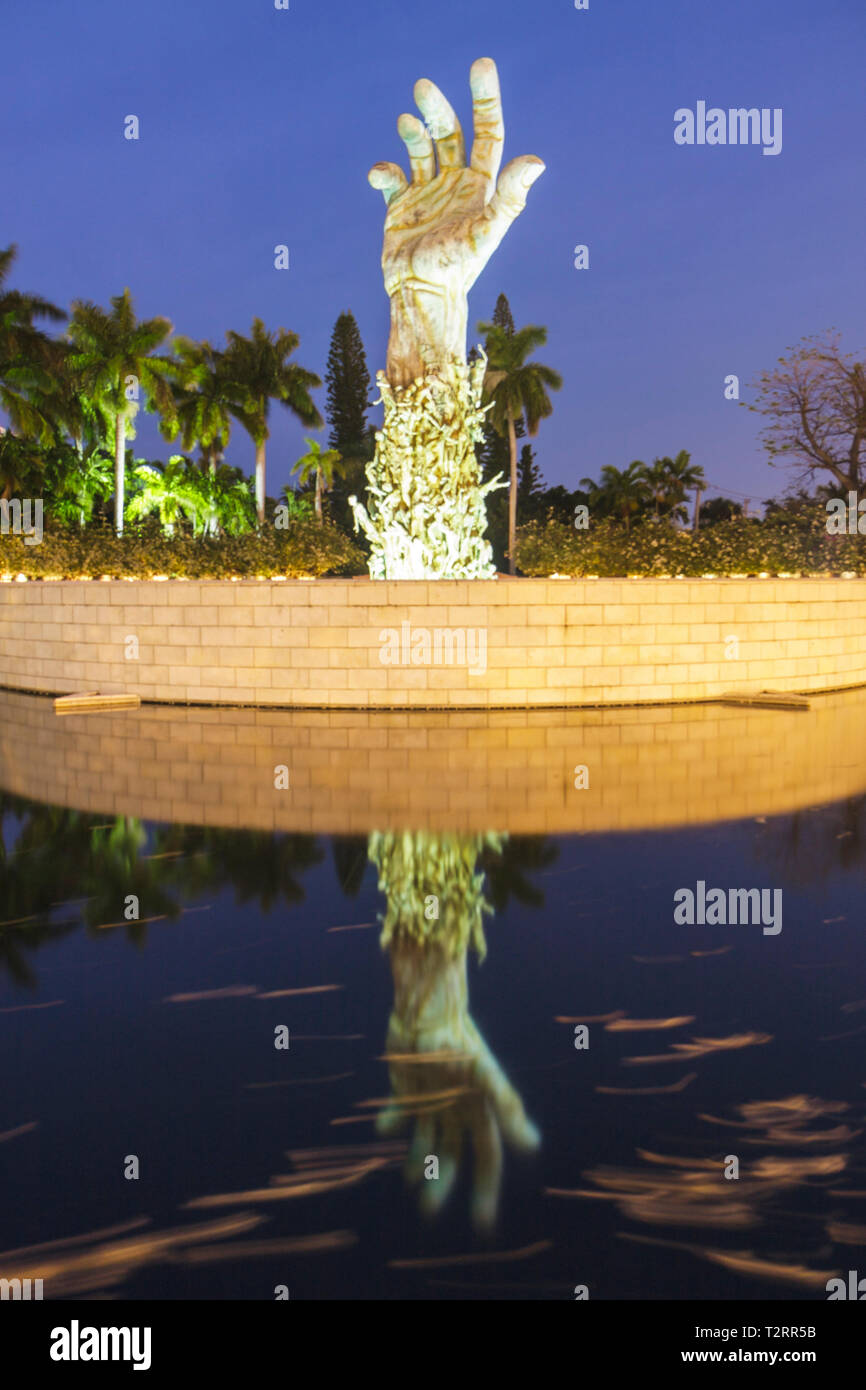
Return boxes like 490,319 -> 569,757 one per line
2,791 -> 865,1301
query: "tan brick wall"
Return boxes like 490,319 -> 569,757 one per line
1,686 -> 864,834
1,576 -> 865,709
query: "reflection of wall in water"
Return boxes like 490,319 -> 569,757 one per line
2,688 -> 866,834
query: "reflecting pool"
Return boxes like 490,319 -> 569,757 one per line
1,689 -> 865,1300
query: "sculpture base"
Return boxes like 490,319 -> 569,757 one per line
349,356 -> 505,580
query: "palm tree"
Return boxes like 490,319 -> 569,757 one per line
2,334 -> 116,523
641,457 -> 667,519
67,289 -> 174,535
276,485 -> 314,524
31,342 -> 113,457
127,456 -> 205,535
630,451 -> 705,525
159,339 -> 260,536
220,318 -> 322,525
478,321 -> 562,574
580,461 -> 649,531
0,799 -> 174,986
128,456 -> 254,538
0,432 -> 44,502
291,437 -> 343,523
40,440 -> 113,526
658,449 -> 705,525
161,336 -> 238,469
18,340 -> 116,522
165,826 -> 325,913
478,834 -> 559,910
193,462 -> 255,537
0,244 -> 66,451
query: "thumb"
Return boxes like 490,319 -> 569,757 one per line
471,156 -> 545,261
493,155 -> 545,211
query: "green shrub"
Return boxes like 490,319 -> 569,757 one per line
0,517 -> 366,579
515,514 -> 866,577
6,512 -> 863,582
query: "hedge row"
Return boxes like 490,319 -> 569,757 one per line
4,513 -> 865,582
0,519 -> 367,580
515,515 -> 866,578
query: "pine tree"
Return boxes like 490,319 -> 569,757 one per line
324,312 -> 371,459
517,442 -> 544,512
477,294 -> 525,486
473,295 -> 522,567
492,292 -> 515,336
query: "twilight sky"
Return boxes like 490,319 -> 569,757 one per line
3,0 -> 864,509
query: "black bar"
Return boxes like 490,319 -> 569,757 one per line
3,1298 -> 861,1375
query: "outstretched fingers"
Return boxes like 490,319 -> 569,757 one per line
471,1028 -> 542,1155
469,57 -> 504,191
414,78 -> 466,172
397,113 -> 436,185
470,1106 -> 504,1230
368,161 -> 409,205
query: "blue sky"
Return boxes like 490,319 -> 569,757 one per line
3,0 -> 864,508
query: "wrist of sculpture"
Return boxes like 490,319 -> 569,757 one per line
388,942 -> 470,1038
385,287 -> 470,389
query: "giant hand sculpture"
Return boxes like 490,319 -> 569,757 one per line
350,59 -> 545,579
369,58 -> 545,387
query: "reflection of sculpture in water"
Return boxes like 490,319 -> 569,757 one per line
350,57 -> 544,578
368,830 -> 540,1228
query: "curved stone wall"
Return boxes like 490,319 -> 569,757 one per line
1,576 -> 865,709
